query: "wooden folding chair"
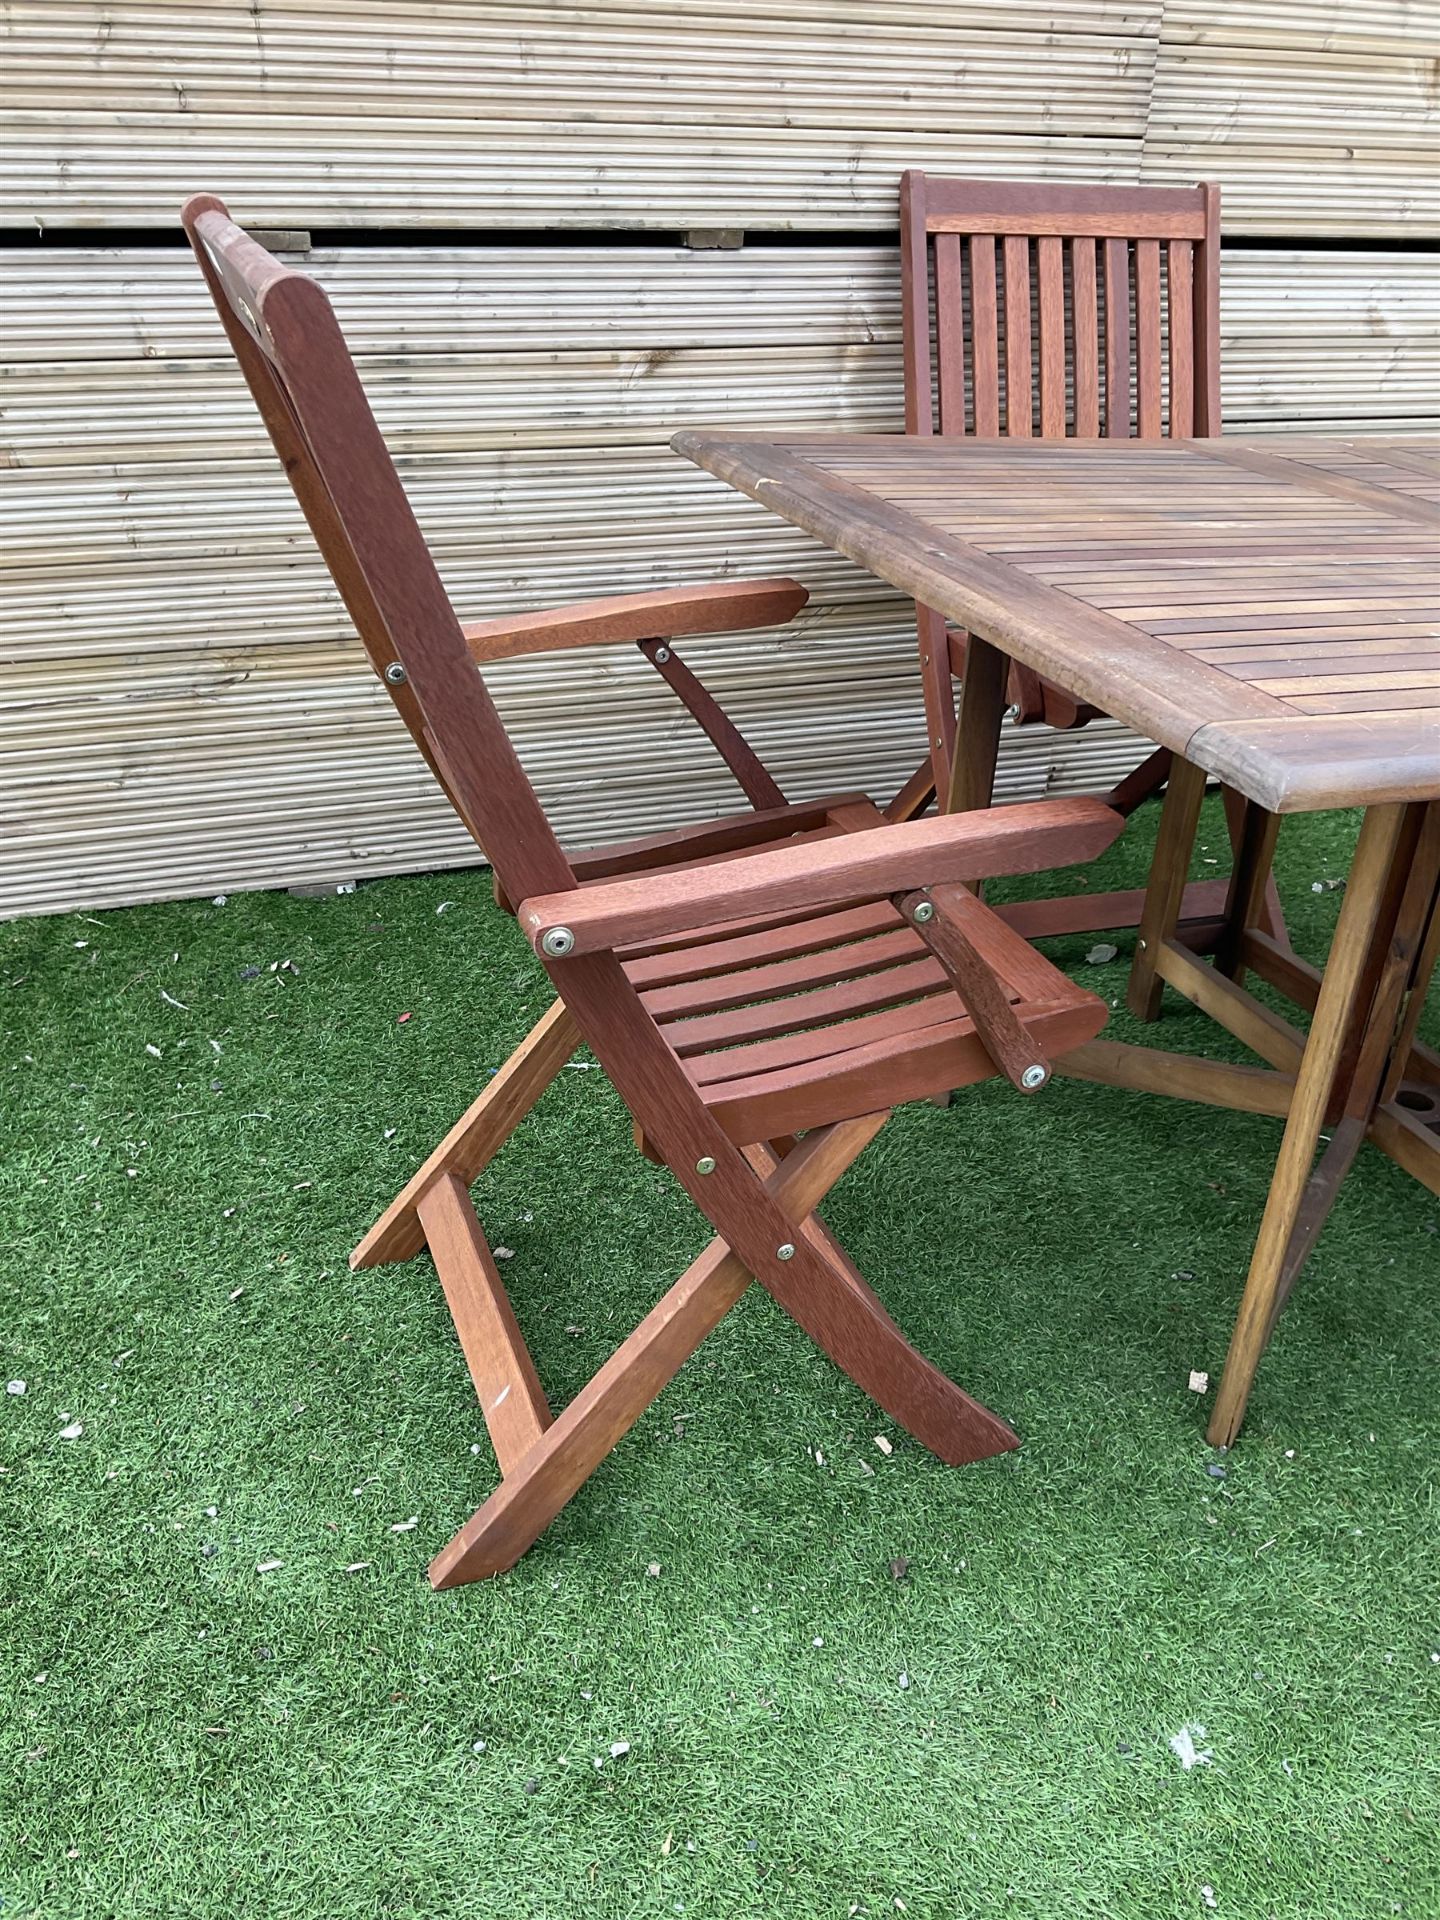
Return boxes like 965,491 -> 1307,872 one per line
891,174 -> 1283,949
184,195 -> 1125,1587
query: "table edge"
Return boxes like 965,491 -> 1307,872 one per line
672,429 -> 1294,766
1186,714 -> 1440,814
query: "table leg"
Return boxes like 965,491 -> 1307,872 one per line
1127,755 -> 1207,1022
1207,802 -> 1409,1447
945,630 -> 1009,816
1254,807 -> 1440,1337
1323,805 -> 1428,1125
1340,804 -> 1440,1120
1216,792 -> 1283,984
917,604 -> 959,806
1379,836 -> 1440,1108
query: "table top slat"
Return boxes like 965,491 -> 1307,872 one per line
673,429 -> 1440,812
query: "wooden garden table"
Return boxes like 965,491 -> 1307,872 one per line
673,428 -> 1440,1444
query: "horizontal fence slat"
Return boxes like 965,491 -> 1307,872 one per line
2,0 -> 1436,232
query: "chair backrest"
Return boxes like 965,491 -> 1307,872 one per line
181,194 -> 576,904
900,175 -> 1221,442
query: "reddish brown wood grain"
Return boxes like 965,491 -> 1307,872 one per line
462,579 -> 808,663
701,996 -> 1104,1141
417,1174 -> 552,1473
1194,182 -> 1224,432
1104,237 -> 1132,439
892,171 -> 1222,773
636,636 -> 787,812
969,236 -> 1001,437
671,429 -> 1439,811
1071,238 -> 1101,439
189,194 -> 1216,1586
899,167 -> 934,436
518,798 -> 1124,954
920,177 -> 1207,237
1135,239 -> 1163,439
569,797 -> 861,884
900,882 -> 1052,1091
1002,236 -> 1033,437
934,231 -> 966,435
1037,236 -> 1066,438
1167,241 -> 1195,438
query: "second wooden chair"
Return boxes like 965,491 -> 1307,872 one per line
893,173 -> 1283,952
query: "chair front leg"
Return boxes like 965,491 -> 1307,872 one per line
430,1230 -> 753,1585
351,998 -> 580,1270
745,1140 -> 1020,1466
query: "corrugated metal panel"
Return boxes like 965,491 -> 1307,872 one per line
2,122 -> 1148,231
2,0 -> 1436,915
2,241 -> 1436,917
1,245 -> 897,359
5,0 -> 1158,132
1221,251 -> 1440,422
6,245 -> 1434,441
6,599 -> 1163,917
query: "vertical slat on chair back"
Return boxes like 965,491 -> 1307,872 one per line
181,195 -> 575,901
900,175 -> 1221,443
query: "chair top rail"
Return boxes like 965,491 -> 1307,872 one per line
906,173 -> 1211,239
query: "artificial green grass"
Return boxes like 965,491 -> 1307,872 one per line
3,796 -> 1437,1920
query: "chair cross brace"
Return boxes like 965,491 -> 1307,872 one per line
362,1073 -> 1017,1588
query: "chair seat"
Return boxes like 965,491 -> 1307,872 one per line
623,888 -> 1107,1142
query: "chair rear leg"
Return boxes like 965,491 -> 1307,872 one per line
428,1117 -> 882,1587
1128,757 -> 1208,1021
917,604 -> 958,802
1220,787 -> 1288,968
885,757 -> 938,823
417,1173 -> 552,1472
759,1233 -> 1018,1464
1103,745 -> 1171,817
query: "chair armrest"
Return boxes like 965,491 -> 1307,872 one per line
518,797 -> 1123,957
462,578 -> 808,665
